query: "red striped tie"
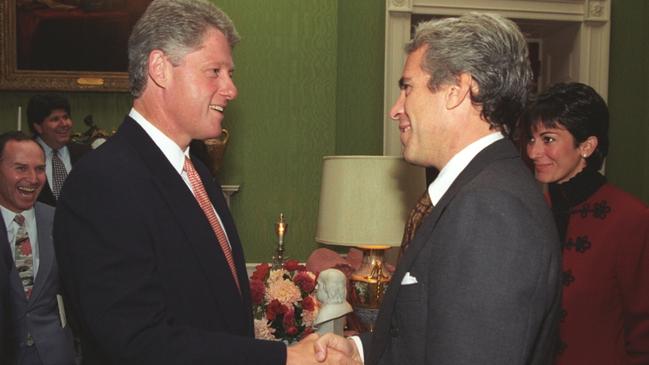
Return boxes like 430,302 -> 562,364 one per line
183,157 -> 240,293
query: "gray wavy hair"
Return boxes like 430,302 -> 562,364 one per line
128,0 -> 240,97
407,13 -> 532,135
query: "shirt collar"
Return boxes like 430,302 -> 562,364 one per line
129,108 -> 189,175
0,205 -> 35,230
428,132 -> 504,205
36,137 -> 68,156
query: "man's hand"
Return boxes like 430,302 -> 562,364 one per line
287,333 -> 361,365
314,333 -> 362,363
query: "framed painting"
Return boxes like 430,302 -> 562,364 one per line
0,0 -> 152,92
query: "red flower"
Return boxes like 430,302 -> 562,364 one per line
293,271 -> 316,293
283,309 -> 295,328
19,242 -> 32,256
301,295 -> 315,311
249,279 -> 265,305
283,259 -> 301,271
286,326 -> 298,336
252,263 -> 271,281
266,299 -> 287,321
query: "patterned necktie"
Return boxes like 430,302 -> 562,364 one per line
400,191 -> 434,254
13,214 -> 34,299
183,157 -> 240,293
51,149 -> 68,199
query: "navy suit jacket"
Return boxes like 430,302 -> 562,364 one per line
37,142 -> 91,207
362,139 -> 562,365
2,203 -> 75,365
54,117 -> 285,365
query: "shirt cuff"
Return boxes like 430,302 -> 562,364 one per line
348,335 -> 364,363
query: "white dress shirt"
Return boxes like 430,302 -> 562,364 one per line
427,132 -> 504,204
128,108 -> 231,245
36,137 -> 72,193
1,205 -> 40,278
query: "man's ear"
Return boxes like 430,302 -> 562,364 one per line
148,50 -> 170,89
579,136 -> 599,158
446,73 -> 472,110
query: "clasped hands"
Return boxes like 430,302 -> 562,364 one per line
286,333 -> 363,365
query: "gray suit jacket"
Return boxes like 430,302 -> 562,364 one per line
2,202 -> 75,365
362,139 -> 561,365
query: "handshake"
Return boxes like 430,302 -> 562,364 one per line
286,333 -> 363,365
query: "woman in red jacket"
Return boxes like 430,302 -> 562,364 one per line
521,82 -> 649,365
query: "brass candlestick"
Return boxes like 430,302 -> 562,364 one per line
272,213 -> 288,268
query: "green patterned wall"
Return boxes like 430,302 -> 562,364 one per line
607,0 -> 649,204
335,0 -> 384,155
0,0 -> 385,261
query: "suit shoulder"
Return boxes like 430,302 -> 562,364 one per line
597,183 -> 649,212
35,201 -> 56,216
34,201 -> 56,221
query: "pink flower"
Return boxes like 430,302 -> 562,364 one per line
249,262 -> 321,343
249,279 -> 265,305
254,318 -> 276,340
293,271 -> 316,293
267,269 -> 288,284
265,277 -> 302,307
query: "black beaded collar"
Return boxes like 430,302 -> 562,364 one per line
548,169 -> 607,241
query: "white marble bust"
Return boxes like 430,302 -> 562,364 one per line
314,268 -> 353,335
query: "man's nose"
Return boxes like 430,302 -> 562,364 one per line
389,92 -> 405,120
220,77 -> 238,101
25,169 -> 39,183
61,117 -> 73,128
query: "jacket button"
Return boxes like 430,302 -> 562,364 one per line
26,334 -> 34,346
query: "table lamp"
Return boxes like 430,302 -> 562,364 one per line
315,156 -> 425,330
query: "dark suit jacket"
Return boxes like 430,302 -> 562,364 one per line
0,215 -> 12,362
53,117 -> 285,365
362,139 -> 562,365
2,203 -> 75,365
37,142 -> 91,207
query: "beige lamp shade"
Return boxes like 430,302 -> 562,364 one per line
315,156 -> 426,248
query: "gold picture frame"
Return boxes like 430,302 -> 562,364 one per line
0,0 -> 150,92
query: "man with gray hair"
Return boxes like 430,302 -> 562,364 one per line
315,13 -> 561,365
53,1 -> 352,364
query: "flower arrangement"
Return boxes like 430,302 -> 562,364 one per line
250,259 -> 319,344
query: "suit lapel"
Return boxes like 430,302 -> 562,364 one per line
118,119 -> 248,332
0,211 -> 27,307
369,139 -> 520,362
0,214 -> 20,300
192,157 -> 253,325
29,203 -> 54,305
38,181 -> 57,207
